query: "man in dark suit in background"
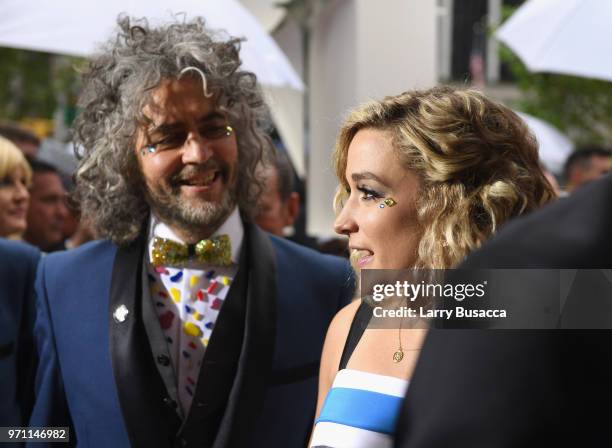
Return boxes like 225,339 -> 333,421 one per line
23,160 -> 70,252
396,174 -> 612,447
255,150 -> 300,238
0,239 -> 40,431
564,147 -> 611,193
29,17 -> 353,448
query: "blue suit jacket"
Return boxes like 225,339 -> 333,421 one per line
30,222 -> 353,447
0,239 -> 40,430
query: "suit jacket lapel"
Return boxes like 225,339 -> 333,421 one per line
178,239 -> 249,446
178,222 -> 277,447
213,222 -> 277,447
109,237 -> 181,447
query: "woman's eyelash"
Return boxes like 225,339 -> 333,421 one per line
357,186 -> 382,200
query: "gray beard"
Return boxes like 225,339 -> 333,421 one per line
147,188 -> 236,240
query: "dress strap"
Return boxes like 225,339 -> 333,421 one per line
338,301 -> 373,370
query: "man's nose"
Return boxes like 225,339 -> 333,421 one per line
182,131 -> 213,164
59,203 -> 69,220
54,197 -> 69,220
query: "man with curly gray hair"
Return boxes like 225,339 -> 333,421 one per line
29,17 -> 353,447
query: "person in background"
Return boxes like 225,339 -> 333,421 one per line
563,146 -> 611,193
29,17 -> 353,448
0,136 -> 31,240
0,122 -> 41,161
60,179 -> 98,250
255,150 -> 300,237
0,239 -> 40,440
23,160 -> 69,252
64,215 -> 98,249
541,164 -> 561,197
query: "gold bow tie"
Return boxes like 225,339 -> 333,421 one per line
151,235 -> 232,267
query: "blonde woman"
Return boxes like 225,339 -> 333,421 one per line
310,86 -> 556,447
0,136 -> 31,239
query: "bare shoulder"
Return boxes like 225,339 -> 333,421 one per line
327,300 -> 361,353
314,299 -> 362,421
320,300 -> 361,381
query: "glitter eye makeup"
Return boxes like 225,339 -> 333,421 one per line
378,197 -> 397,209
140,145 -> 157,156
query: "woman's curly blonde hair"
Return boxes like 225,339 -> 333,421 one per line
333,86 -> 556,269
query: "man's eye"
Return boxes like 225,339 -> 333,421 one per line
152,134 -> 185,150
200,124 -> 230,140
357,186 -> 381,201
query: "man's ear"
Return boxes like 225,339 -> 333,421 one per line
284,192 -> 300,227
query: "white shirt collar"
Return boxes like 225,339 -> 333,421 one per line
147,207 -> 243,264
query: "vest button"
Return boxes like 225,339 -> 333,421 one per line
157,354 -> 170,366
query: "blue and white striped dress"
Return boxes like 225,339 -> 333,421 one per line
310,369 -> 409,447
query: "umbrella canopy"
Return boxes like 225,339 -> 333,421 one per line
0,0 -> 303,90
517,111 -> 573,175
496,0 -> 612,82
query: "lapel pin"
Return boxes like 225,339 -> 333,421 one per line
113,304 -> 129,323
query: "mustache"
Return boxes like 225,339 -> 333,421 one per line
170,160 -> 226,185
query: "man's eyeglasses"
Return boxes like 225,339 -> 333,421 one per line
140,124 -> 234,156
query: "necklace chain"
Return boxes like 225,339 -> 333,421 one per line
393,304 -> 421,363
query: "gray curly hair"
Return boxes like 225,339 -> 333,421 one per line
72,16 -> 272,246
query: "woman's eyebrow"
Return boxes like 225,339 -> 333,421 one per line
351,171 -> 389,186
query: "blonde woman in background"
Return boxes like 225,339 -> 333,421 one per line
0,136 -> 31,239
310,86 -> 556,447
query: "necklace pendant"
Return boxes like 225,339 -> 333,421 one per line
393,349 -> 404,363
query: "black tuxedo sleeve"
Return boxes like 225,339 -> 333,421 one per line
394,330 -> 563,448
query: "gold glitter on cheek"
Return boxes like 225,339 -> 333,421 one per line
383,198 -> 397,207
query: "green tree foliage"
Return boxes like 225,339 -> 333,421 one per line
0,48 -> 82,124
499,6 -> 612,145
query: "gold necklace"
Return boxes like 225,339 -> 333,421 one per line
393,314 -> 421,363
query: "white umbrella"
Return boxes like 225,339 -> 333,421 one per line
0,0 -> 303,90
239,0 -> 286,32
517,111 -> 574,175
496,0 -> 612,82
